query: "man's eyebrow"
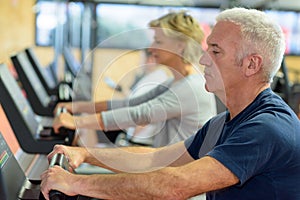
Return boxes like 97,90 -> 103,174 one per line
208,42 -> 222,50
206,35 -> 222,49
210,43 -> 220,48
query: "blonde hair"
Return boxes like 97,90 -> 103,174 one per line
149,11 -> 204,65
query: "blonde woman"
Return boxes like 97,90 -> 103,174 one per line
53,11 -> 217,147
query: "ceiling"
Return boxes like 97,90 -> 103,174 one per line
92,0 -> 300,11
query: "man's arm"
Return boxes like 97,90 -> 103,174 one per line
79,156 -> 238,199
79,142 -> 239,199
41,155 -> 239,199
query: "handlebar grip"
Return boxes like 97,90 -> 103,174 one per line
49,190 -> 66,200
55,108 -> 76,145
56,107 -> 67,117
49,154 -> 69,200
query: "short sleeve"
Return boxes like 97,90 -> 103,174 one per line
207,118 -> 280,185
184,123 -> 210,160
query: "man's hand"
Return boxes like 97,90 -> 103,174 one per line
40,166 -> 77,200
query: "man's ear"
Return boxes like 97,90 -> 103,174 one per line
245,54 -> 263,77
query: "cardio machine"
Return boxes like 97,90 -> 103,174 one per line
24,47 -> 73,97
10,51 -> 72,117
0,132 -> 93,200
0,64 -> 75,154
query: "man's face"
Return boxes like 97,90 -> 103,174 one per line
200,21 -> 244,98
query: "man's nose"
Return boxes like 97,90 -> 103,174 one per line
199,51 -> 211,66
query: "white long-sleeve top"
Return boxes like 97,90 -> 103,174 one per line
102,74 -> 217,147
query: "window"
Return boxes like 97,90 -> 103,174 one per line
96,3 -> 220,49
35,1 -> 220,49
265,10 -> 300,55
35,1 -> 83,47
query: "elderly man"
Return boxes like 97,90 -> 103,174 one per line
41,8 -> 300,200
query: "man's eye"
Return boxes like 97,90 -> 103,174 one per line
213,51 -> 220,54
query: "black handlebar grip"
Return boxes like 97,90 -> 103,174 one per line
56,107 -> 76,145
58,127 -> 69,138
49,154 -> 69,200
49,190 -> 66,200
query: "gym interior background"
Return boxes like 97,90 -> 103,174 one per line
0,0 -> 299,153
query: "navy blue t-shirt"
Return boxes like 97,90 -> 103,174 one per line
185,88 -> 300,200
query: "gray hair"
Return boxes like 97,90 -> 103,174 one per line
217,7 -> 286,82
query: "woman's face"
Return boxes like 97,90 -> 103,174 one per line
149,28 -> 183,66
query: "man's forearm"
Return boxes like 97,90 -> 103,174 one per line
74,156 -> 238,199
73,168 -> 187,200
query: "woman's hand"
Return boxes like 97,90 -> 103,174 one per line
47,145 -> 88,170
53,102 -> 73,115
53,112 -> 76,133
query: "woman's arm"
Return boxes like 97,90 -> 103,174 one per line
48,142 -> 192,173
107,79 -> 172,110
54,101 -> 108,114
101,76 -> 205,131
52,112 -> 104,132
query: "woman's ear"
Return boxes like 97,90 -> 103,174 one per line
245,54 -> 263,77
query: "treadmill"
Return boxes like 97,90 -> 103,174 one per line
25,47 -> 73,96
63,46 -> 81,78
0,64 -> 75,154
63,46 -> 92,101
10,51 -> 72,117
0,132 -> 92,200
